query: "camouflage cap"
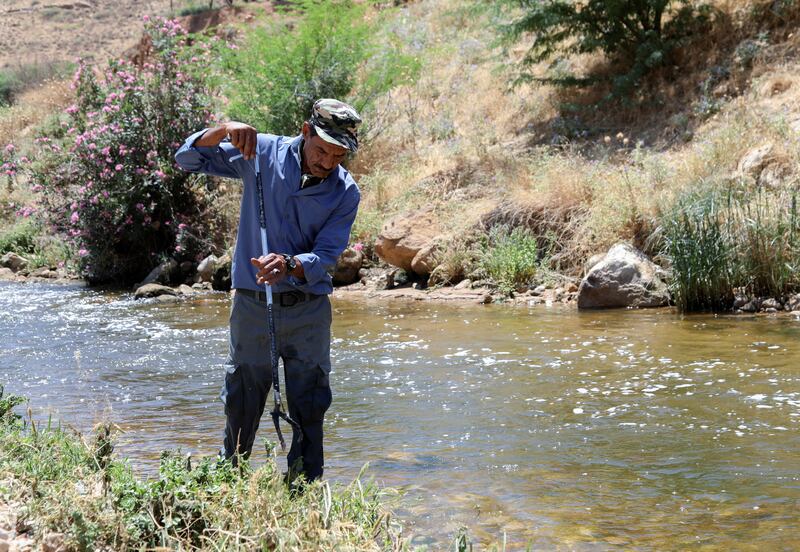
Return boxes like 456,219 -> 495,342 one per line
310,98 -> 362,153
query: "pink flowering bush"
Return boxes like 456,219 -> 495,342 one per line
27,18 -> 222,284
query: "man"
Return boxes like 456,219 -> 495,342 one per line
174,99 -> 362,482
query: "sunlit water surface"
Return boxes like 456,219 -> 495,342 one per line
1,281 -> 798,549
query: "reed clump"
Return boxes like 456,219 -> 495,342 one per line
659,183 -> 800,312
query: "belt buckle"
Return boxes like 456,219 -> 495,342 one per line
279,291 -> 302,307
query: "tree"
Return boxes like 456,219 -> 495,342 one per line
499,0 -> 712,101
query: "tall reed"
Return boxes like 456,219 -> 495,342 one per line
661,182 -> 800,312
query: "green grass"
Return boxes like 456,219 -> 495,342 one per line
0,387 -> 409,551
0,219 -> 38,256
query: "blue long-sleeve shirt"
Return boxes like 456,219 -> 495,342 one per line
174,130 -> 360,295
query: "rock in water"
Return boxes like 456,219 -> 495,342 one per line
134,283 -> 178,299
577,243 -> 670,309
332,248 -> 363,286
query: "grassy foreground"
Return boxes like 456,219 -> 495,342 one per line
0,387 -> 408,551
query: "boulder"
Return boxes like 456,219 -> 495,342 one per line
374,209 -> 442,275
583,253 -> 606,276
332,248 -> 364,286
577,243 -> 670,309
410,240 -> 443,276
134,283 -> 178,299
737,143 -> 774,177
195,254 -> 218,283
137,258 -> 179,288
0,252 -> 29,273
212,254 -> 232,291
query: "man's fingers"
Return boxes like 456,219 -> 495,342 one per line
243,131 -> 254,160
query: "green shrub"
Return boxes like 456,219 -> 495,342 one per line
25,18 -> 222,284
480,225 -> 543,293
0,219 -> 38,256
497,0 -> 712,101
220,0 -> 419,136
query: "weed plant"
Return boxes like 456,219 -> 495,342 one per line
0,388 -> 408,551
479,225 -> 545,293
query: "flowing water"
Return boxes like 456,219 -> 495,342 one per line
1,281 -> 798,549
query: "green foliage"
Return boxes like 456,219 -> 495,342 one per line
0,386 -> 25,424
220,0 -> 419,136
480,225 -> 543,293
498,0 -> 712,101
660,184 -> 800,312
25,18 -> 223,284
0,219 -> 38,255
0,397 -> 410,550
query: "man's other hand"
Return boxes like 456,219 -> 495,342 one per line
225,122 -> 258,160
251,254 -> 287,286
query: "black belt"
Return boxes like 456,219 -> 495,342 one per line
236,288 -> 315,307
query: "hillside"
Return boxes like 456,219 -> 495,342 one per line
2,0 -> 800,311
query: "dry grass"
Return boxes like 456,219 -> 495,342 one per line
0,80 -> 71,148
350,0 -> 800,280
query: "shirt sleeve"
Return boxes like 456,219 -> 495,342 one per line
174,128 -> 244,179
293,188 -> 360,288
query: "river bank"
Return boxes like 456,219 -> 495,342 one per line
0,388 -> 407,551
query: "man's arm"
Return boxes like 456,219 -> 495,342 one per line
252,189 -> 360,288
174,122 -> 257,177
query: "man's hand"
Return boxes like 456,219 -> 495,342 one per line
225,122 -> 258,160
251,254 -> 288,286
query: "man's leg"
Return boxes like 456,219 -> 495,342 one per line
221,291 -> 273,463
279,294 -> 333,481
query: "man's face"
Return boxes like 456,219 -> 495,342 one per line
302,122 -> 349,178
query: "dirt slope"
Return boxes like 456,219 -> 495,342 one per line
1,0 -> 176,70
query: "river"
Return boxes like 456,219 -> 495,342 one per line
1,281 -> 798,549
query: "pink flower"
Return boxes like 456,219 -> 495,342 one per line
353,243 -> 364,252
31,184 -> 43,192
175,245 -> 183,252
5,143 -> 15,153
178,223 -> 187,230
136,203 -> 145,211
78,248 -> 89,257
71,212 -> 80,224
142,14 -> 150,22
115,164 -> 123,171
